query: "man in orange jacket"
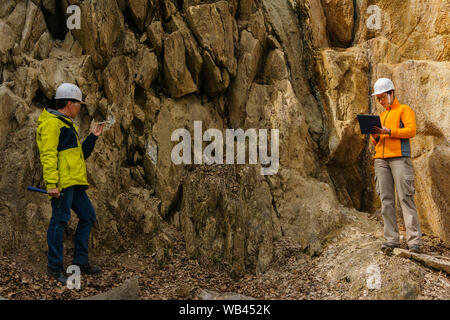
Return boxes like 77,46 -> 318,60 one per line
370,78 -> 421,254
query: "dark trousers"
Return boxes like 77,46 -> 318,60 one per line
47,185 -> 96,271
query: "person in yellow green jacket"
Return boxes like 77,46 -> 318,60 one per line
36,83 -> 105,284
370,78 -> 421,254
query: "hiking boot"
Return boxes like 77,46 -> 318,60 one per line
47,267 -> 68,285
74,263 -> 101,275
381,243 -> 399,254
409,245 -> 420,253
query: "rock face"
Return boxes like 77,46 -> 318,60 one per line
0,0 -> 448,287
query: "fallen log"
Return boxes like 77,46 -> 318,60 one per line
393,248 -> 450,275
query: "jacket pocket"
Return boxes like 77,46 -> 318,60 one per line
402,175 -> 415,196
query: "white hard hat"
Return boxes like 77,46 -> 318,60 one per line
372,78 -> 395,96
55,83 -> 86,104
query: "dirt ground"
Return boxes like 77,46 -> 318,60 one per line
0,216 -> 449,300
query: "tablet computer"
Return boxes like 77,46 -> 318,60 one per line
357,115 -> 382,134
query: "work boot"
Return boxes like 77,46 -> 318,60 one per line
74,263 -> 101,275
409,245 -> 420,253
381,243 -> 399,255
47,267 -> 68,285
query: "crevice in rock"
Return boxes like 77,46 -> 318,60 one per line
264,176 -> 284,237
350,0 -> 358,47
122,5 -> 141,36
165,183 -> 183,222
40,0 -> 68,40
134,84 -> 146,109
32,88 -> 52,109
358,55 -> 376,213
176,0 -> 184,13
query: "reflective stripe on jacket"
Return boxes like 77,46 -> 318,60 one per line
36,108 -> 98,191
370,98 -> 416,159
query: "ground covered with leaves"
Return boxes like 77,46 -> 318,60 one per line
0,222 -> 449,300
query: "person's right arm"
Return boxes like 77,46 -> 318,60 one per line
38,121 -> 60,198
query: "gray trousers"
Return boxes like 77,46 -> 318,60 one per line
374,157 -> 421,247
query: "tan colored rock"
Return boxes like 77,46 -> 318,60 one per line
135,46 -> 158,90
20,0 -> 47,52
354,0 -> 449,61
71,0 -> 124,67
228,30 -> 262,127
238,9 -> 266,44
321,0 -> 354,47
163,31 -> 198,98
83,277 -> 140,300
201,50 -> 229,97
180,165 -> 278,276
103,55 -> 134,105
147,21 -> 164,55
0,19 -> 15,63
12,66 -> 39,105
261,0 -> 323,139
315,47 -> 369,208
5,0 -> 27,43
244,80 -> 318,175
269,169 -> 344,256
128,0 -> 148,31
0,87 -> 26,148
143,95 -> 223,217
263,49 -> 289,84
33,32 -> 53,60
38,55 -> 99,111
186,1 -> 237,76
0,0 -> 15,18
308,0 -> 330,48
167,14 -> 204,85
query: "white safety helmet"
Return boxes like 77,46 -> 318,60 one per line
55,83 -> 86,104
372,78 -> 395,96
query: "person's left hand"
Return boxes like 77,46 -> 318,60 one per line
372,126 -> 391,135
93,123 -> 105,136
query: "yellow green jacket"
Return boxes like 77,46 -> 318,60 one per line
370,98 -> 417,159
36,108 -> 98,191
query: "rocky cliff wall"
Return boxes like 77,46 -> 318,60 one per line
0,0 -> 448,276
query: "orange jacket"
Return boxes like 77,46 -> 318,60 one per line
370,98 -> 416,159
